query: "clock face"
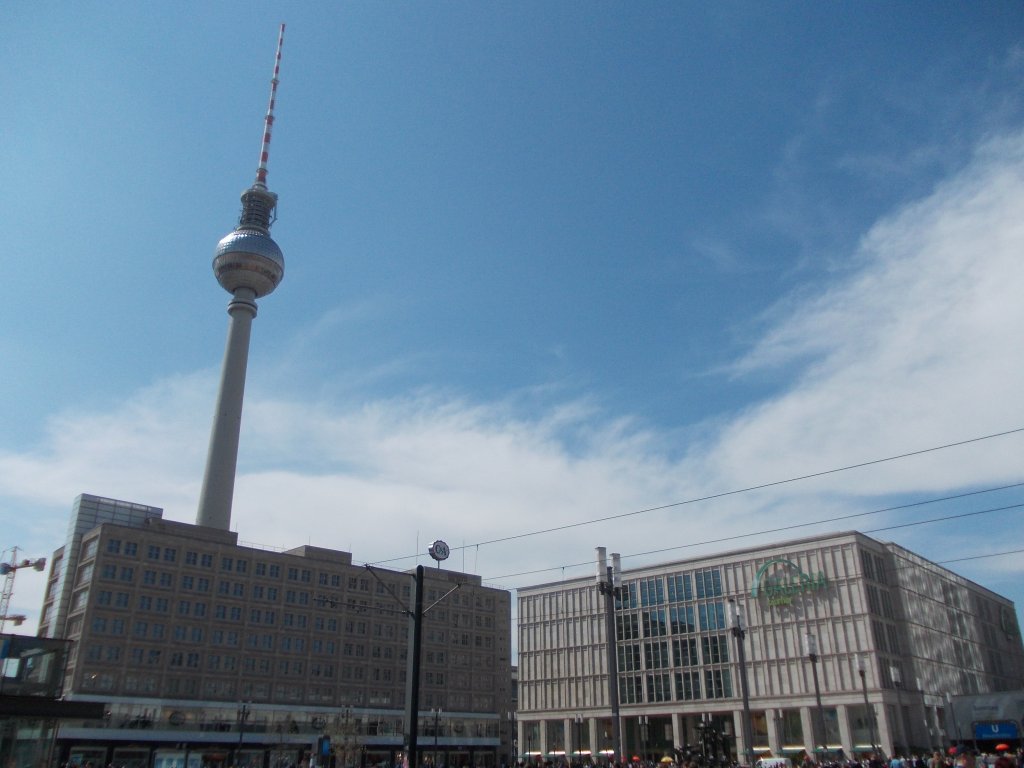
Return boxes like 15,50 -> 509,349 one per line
430,540 -> 450,561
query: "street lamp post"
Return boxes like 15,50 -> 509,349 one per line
574,714 -> 584,766
596,547 -> 623,765
237,702 -> 251,767
856,655 -> 878,757
432,708 -> 443,766
728,600 -> 755,767
639,716 -> 649,764
803,632 -> 826,757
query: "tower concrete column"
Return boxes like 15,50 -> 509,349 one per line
196,288 -> 257,530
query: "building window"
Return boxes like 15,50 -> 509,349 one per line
694,568 -> 722,599
642,608 -> 667,637
667,573 -> 692,606
697,601 -> 726,631
644,640 -> 671,668
704,668 -> 732,698
701,635 -> 729,665
620,643 -> 641,672
147,545 -> 161,560
647,672 -> 671,702
639,577 -> 665,606
673,637 -> 698,666
670,605 -> 695,634
617,613 -> 640,641
675,671 -> 701,700
106,539 -> 122,554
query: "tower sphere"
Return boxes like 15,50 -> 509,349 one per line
213,228 -> 285,298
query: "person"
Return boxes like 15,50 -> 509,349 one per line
890,755 -> 905,768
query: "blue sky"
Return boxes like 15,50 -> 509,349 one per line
3,3 -> 1024,634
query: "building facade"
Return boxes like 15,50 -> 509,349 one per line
40,494 -> 513,768
516,531 -> 1024,763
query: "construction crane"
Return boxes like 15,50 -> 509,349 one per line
0,547 -> 47,632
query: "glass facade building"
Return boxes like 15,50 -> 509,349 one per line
516,531 -> 1024,762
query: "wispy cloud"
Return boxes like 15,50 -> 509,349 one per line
2,131 -> 1024,627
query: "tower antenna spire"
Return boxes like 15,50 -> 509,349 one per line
255,23 -> 285,189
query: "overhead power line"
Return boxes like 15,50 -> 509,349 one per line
487,497 -> 1024,583
364,426 -> 1024,568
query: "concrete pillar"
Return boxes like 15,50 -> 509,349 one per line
671,714 -> 683,755
768,710 -> 782,757
731,710 -> 748,762
878,703 -> 896,757
834,704 -> 852,756
799,707 -> 814,755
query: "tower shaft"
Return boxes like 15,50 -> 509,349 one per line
196,290 -> 257,530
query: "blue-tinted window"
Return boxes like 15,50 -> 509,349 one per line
639,577 -> 664,607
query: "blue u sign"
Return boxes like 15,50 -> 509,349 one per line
972,721 -> 1019,740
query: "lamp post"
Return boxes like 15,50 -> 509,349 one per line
574,714 -> 584,766
639,716 -> 649,764
728,600 -> 754,767
803,632 -> 826,757
237,702 -> 250,767
432,708 -> 443,766
856,655 -> 878,757
596,547 -> 623,765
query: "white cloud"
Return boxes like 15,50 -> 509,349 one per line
2,131 -> 1024,632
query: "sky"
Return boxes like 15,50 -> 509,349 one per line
3,2 -> 1024,641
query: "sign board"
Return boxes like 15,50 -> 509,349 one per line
750,558 -> 828,606
972,721 -> 1019,740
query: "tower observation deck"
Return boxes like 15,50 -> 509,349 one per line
196,24 -> 286,531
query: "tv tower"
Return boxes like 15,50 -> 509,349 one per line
196,24 -> 286,531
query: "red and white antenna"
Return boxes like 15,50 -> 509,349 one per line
255,23 -> 285,188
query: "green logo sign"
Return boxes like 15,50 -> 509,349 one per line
751,558 -> 828,606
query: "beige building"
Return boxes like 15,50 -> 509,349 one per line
40,494 -> 514,768
516,531 -> 1024,763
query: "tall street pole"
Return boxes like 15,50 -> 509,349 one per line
804,633 -> 826,757
857,655 -> 878,756
597,548 -> 623,764
728,600 -> 754,767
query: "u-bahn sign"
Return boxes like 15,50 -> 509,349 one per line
751,558 -> 828,606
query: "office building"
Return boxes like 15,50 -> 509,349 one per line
516,530 -> 1024,761
40,494 -> 512,768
